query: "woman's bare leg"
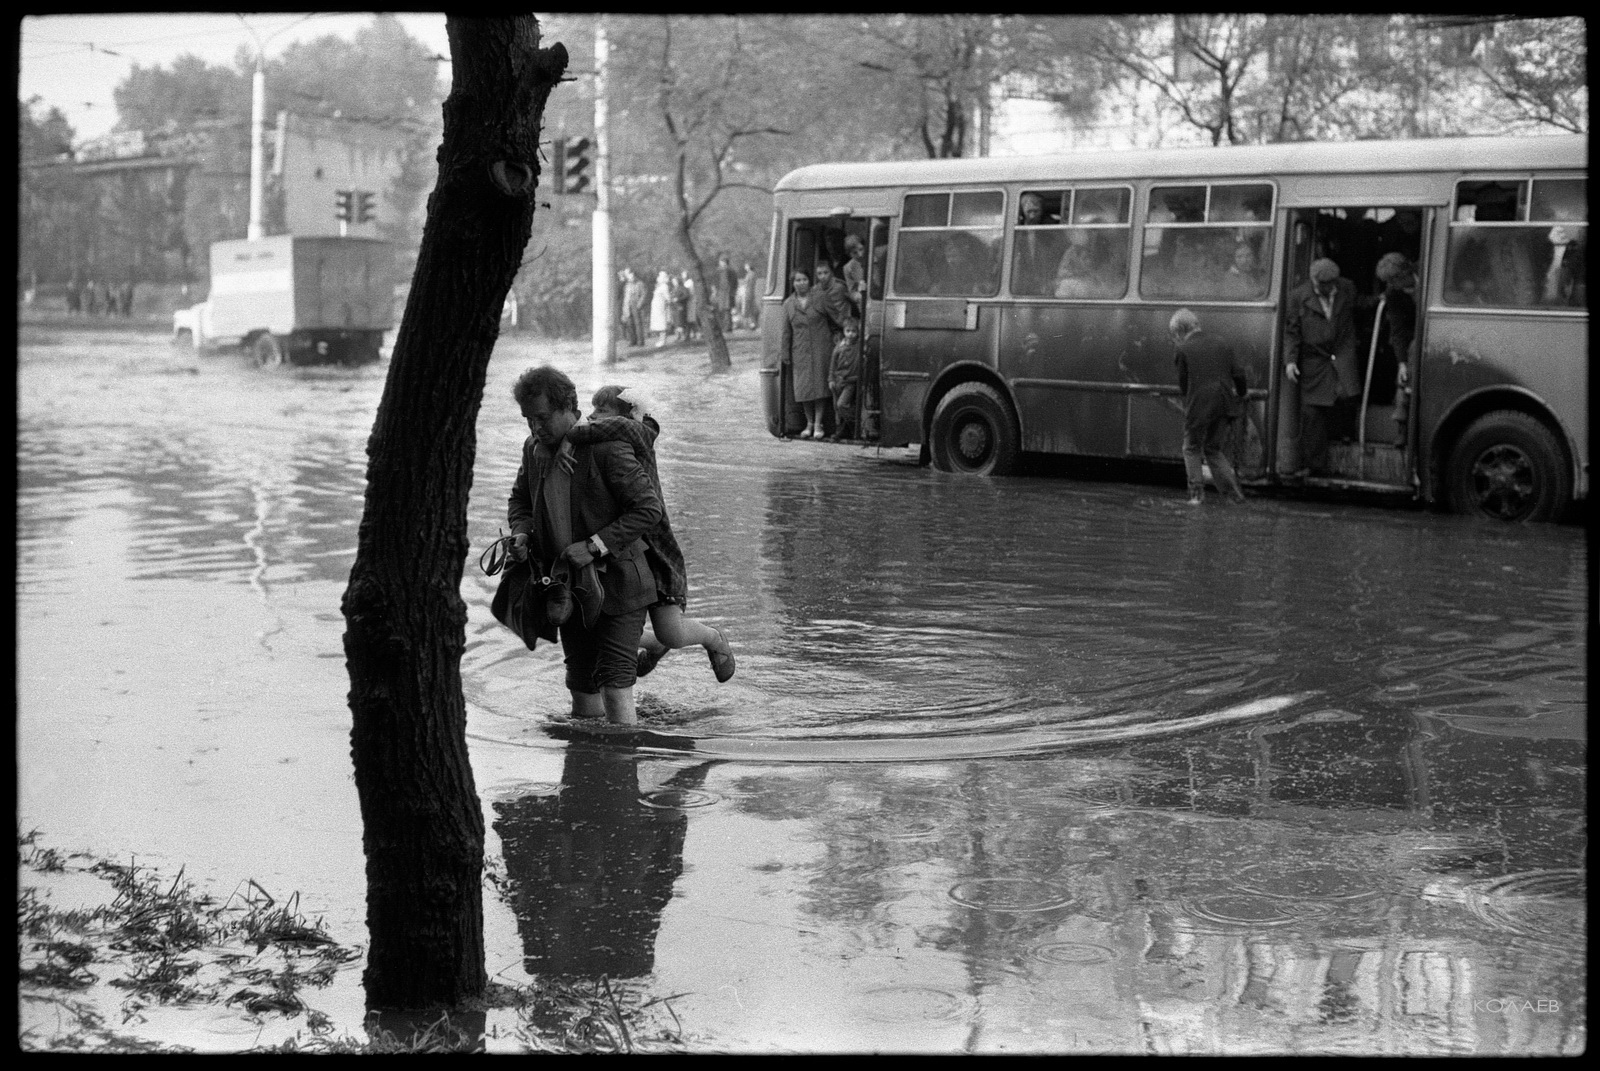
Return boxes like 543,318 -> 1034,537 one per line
649,603 -> 728,654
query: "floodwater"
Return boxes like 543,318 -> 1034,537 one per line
16,325 -> 1587,1054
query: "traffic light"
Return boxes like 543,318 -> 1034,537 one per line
557,136 -> 591,194
357,191 -> 376,224
335,189 -> 353,223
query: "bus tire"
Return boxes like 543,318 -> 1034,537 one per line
251,332 -> 285,369
1446,410 -> 1570,523
929,382 -> 1021,476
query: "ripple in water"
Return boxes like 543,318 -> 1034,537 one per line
1230,863 -> 1383,902
1462,869 -> 1585,942
638,787 -> 722,811
1176,894 -> 1326,931
854,984 -> 976,1024
1031,941 -> 1117,967
947,876 -> 1074,913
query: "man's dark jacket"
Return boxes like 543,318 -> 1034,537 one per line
508,435 -> 663,615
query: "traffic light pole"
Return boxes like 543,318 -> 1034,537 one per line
591,17 -> 615,367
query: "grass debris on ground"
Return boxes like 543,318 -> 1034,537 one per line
18,829 -> 690,1053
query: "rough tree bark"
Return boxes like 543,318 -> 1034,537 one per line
341,16 -> 567,1010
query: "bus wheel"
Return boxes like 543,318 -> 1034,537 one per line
930,383 -> 1020,476
1446,410 -> 1570,522
251,333 -> 285,369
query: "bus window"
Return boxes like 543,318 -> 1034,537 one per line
894,189 -> 1004,298
1013,185 -> 1131,299
1445,178 -> 1586,309
1141,182 -> 1274,301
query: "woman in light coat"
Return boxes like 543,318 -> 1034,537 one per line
649,270 -> 671,347
781,269 -> 843,439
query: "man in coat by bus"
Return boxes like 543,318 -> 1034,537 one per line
1283,257 -> 1361,477
1170,309 -> 1248,506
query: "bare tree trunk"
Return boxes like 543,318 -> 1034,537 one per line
341,15 -> 567,1011
666,152 -> 731,373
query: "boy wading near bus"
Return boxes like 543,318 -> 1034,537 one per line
1170,309 -> 1248,506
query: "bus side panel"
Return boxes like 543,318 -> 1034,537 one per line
999,303 -> 1276,461
879,304 -> 998,446
1003,304 -> 1131,457
1420,312 -> 1588,496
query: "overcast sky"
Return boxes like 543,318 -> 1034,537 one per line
19,13 -> 452,144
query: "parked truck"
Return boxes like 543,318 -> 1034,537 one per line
172,235 -> 395,367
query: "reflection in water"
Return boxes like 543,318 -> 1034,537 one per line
492,744 -> 714,979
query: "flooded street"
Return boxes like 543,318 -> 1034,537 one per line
17,325 -> 1586,1053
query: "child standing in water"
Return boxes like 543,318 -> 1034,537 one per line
566,385 -> 736,682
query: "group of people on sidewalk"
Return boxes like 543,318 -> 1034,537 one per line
505,366 -> 735,726
64,277 -> 136,318
618,256 -> 761,349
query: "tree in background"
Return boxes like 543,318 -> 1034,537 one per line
1469,16 -> 1587,134
342,14 -> 567,1011
19,98 -> 82,288
849,14 -> 1107,158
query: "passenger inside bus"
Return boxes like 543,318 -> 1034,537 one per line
1013,192 -> 1064,295
1452,184 -> 1587,304
897,230 -> 1000,296
1219,241 -> 1266,299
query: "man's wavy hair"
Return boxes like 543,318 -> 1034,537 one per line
512,365 -> 578,413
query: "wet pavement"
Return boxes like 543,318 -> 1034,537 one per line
16,324 -> 1587,1053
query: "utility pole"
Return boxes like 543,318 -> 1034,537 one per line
592,17 -> 615,366
240,16 -> 312,241
248,61 -> 266,239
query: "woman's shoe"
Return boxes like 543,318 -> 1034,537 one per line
708,627 -> 736,683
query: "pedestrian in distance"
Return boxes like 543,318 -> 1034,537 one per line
737,262 -> 760,329
571,384 -> 736,684
649,270 -> 672,347
1283,257 -> 1361,477
669,273 -> 690,342
1170,308 -> 1248,506
507,366 -> 665,725
623,268 -> 649,347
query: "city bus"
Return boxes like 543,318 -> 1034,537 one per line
759,134 -> 1587,522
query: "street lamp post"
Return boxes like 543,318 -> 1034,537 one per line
239,16 -> 312,241
592,17 -> 615,367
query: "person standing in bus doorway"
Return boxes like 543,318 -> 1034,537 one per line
842,234 -> 868,305
827,318 -> 862,442
1170,309 -> 1248,506
1283,258 -> 1360,477
781,269 -> 840,440
1372,252 -> 1418,445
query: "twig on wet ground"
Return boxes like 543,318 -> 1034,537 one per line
19,828 -> 693,1054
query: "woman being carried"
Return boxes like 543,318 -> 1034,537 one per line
565,385 -> 736,683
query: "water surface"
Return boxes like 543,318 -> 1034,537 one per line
17,326 -> 1585,1053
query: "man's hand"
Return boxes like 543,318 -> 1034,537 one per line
512,532 -> 529,561
1285,362 -> 1300,383
1397,361 -> 1409,387
560,540 -> 595,569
